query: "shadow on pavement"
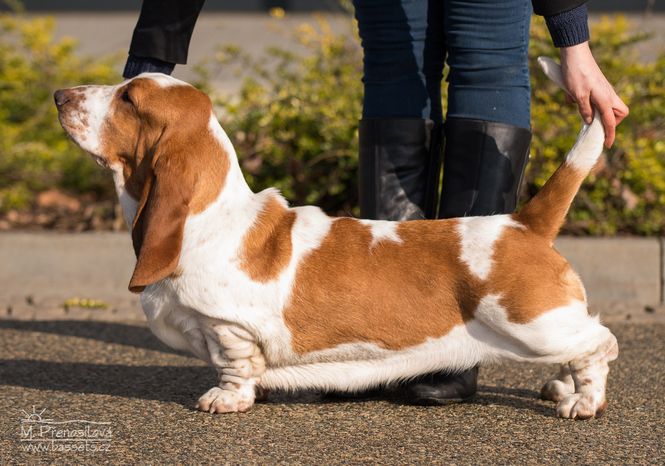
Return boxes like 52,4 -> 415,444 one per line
0,319 -> 555,417
0,359 -> 213,405
0,357 -> 554,416
384,385 -> 552,418
0,319 -> 181,354
473,385 -> 553,417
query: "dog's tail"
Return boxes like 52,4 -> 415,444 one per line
516,57 -> 605,242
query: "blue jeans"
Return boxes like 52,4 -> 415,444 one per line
354,0 -> 532,129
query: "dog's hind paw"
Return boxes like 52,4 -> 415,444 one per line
556,393 -> 607,420
195,386 -> 254,414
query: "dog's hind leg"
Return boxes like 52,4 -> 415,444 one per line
555,332 -> 618,419
540,364 -> 574,402
473,296 -> 619,419
195,323 -> 265,414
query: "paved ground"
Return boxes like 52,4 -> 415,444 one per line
0,319 -> 663,464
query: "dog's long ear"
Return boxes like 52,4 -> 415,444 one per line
127,93 -> 229,293
128,152 -> 191,293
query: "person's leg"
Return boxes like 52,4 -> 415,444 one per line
438,0 -> 533,218
356,0 -> 444,122
355,0 -> 483,405
406,0 -> 533,405
354,0 -> 445,221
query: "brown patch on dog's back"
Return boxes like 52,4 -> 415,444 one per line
283,218 -> 482,354
240,196 -> 296,282
487,224 -> 587,323
283,213 -> 590,354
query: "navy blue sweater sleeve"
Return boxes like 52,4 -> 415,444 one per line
544,3 -> 590,48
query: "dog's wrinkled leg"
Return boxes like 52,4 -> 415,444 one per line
541,364 -> 575,402
195,324 -> 265,414
556,334 -> 618,420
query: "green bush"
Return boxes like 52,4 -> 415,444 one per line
0,10 -> 118,212
211,14 -> 665,235
201,16 -> 363,215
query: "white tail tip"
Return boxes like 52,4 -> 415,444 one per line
565,116 -> 605,171
538,56 -> 605,170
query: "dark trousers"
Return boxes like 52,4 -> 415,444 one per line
353,0 -> 533,129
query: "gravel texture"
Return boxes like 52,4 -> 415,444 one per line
0,320 -> 663,465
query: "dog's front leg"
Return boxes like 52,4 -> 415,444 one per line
195,323 -> 265,414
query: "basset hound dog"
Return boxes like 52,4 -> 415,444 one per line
55,57 -> 618,419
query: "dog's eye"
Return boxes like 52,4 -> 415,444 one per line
121,90 -> 132,104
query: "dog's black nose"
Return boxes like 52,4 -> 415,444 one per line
53,89 -> 70,107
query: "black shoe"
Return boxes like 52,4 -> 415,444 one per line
405,366 -> 479,405
359,118 -> 443,221
406,118 -> 531,405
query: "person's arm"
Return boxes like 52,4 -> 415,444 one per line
532,0 -> 629,147
123,0 -> 206,79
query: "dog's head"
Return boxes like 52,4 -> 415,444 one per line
55,74 -> 230,292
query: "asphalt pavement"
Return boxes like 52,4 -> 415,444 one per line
0,318 -> 663,465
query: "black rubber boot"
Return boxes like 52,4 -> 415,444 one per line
405,118 -> 531,405
438,118 -> 532,218
359,118 -> 443,221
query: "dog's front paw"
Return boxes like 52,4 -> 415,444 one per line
195,387 -> 254,414
556,393 -> 607,420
